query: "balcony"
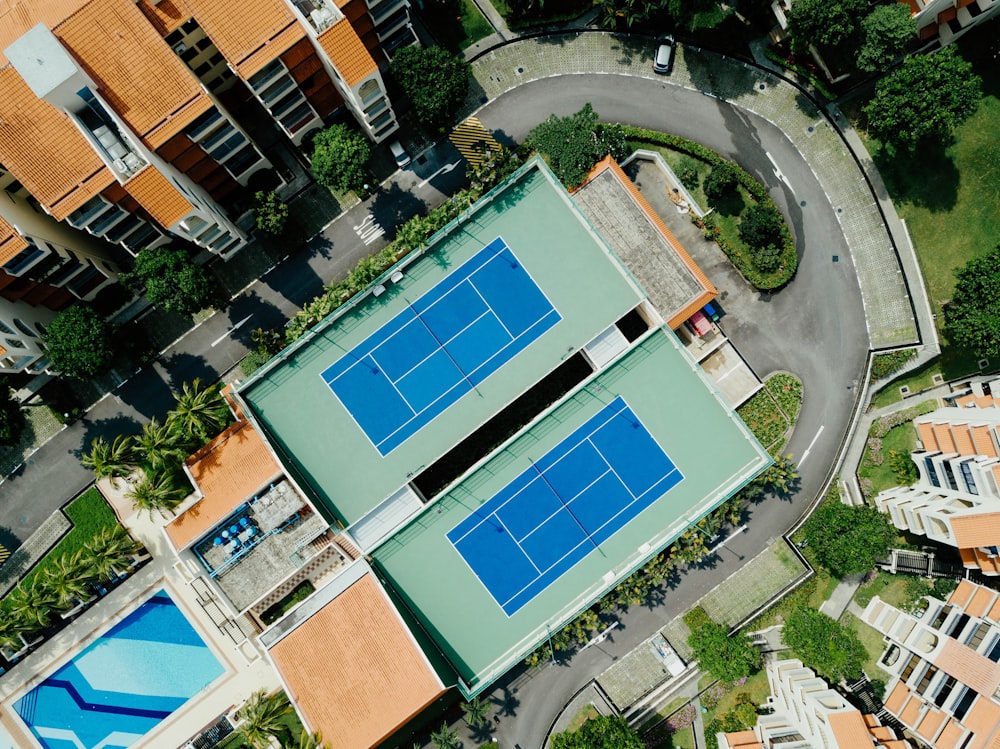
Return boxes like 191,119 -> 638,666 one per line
292,0 -> 340,32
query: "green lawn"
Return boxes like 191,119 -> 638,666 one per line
858,41 -> 1000,405
857,422 -> 917,495
420,0 -> 493,52
565,704 -> 599,732
841,612 -> 892,684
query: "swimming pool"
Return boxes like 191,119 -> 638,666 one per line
12,590 -> 224,749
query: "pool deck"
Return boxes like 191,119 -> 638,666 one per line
0,481 -> 284,749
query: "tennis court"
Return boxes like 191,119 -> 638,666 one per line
447,396 -> 683,616
321,237 -> 561,456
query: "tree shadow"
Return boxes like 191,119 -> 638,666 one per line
370,182 -> 428,240
683,45 -> 760,103
468,720 -> 496,744
224,290 -> 286,347
0,525 -> 21,554
709,188 -> 744,216
872,141 -> 960,212
158,351 -> 217,392
490,686 -> 520,718
257,248 -> 327,310
73,414 -> 145,460
112,370 -> 175,421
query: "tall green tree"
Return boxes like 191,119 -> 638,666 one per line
254,190 -> 290,236
167,378 -> 230,447
802,498 -> 895,577
310,124 -> 372,193
82,434 -> 137,484
461,697 -> 490,727
856,4 -> 916,73
285,731 -> 327,749
944,245 -> 1000,357
526,103 -> 627,188
787,0 -> 866,52
783,608 -> 866,683
429,723 -> 461,749
5,581 -> 53,633
137,416 -> 189,473
739,203 -> 783,249
127,470 -> 186,517
865,46 -> 982,153
120,246 -> 217,317
40,550 -> 92,611
551,715 -> 643,749
686,607 -> 761,682
235,690 -> 293,749
0,387 -> 25,446
390,46 -> 470,131
42,305 -> 117,379
83,526 -> 141,581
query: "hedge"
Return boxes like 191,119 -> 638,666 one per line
621,126 -> 798,290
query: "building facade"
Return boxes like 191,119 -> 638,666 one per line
862,579 -> 1000,749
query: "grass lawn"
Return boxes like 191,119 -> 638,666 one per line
671,726 -> 696,749
856,39 -> 1000,406
565,704 -> 599,732
419,0 -> 493,52
854,571 -> 923,609
857,423 -> 917,495
700,669 -> 771,738
841,612 -> 892,684
10,487 -> 120,596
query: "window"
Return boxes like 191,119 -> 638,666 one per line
967,621 -> 991,649
987,635 -> 1000,662
900,653 -> 921,682
358,79 -> 381,104
67,196 -> 108,228
223,144 -> 261,177
933,675 -> 956,707
960,460 -> 978,494
952,687 -> 976,721
4,338 -> 26,349
0,320 -> 14,335
915,664 -> 938,695
3,245 -> 46,275
13,319 -> 36,338
942,461 -> 958,490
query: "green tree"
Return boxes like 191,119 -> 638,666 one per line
83,526 -> 141,581
759,454 -> 800,496
667,0 -> 731,32
461,697 -> 490,727
429,723 -> 461,749
254,190 -> 289,235
856,4 -> 916,73
739,203 -> 783,249
706,693 -> 759,736
802,499 -> 895,577
167,378 -> 230,447
865,46 -> 982,153
285,731 -> 327,749
5,581 -> 53,633
0,387 -> 25,446
127,470 -> 186,517
526,104 -> 627,188
787,0 -> 866,52
750,244 -> 782,274
551,714 -> 643,749
42,305 -> 117,379
597,0 -> 666,30
82,434 -> 137,484
702,162 -> 740,203
783,607 -> 867,683
137,417 -> 190,473
236,690 -> 293,749
686,608 -> 761,682
944,245 -> 1000,357
121,246 -> 217,317
390,46 -> 470,131
40,550 -> 92,611
888,448 -> 918,485
310,124 -> 371,193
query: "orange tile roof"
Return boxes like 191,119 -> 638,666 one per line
915,708 -> 947,740
953,513 -> 1000,550
885,682 -> 911,714
900,695 -> 923,727
124,165 -> 192,228
963,697 -> 1000,749
954,425 -> 977,456
0,0 -> 89,65
972,425 -> 998,457
869,725 -> 893,740
136,0 -> 191,35
953,579 -> 981,608
988,595 -> 1000,624
54,0 -> 211,149
269,573 -> 446,749
0,215 -> 28,266
936,719 -> 969,749
0,67 -> 114,221
863,713 -> 880,728
165,421 -> 281,549
882,742 -> 912,749
938,6 -> 958,22
962,546 -> 979,566
917,421 -> 938,451
316,18 -> 377,88
829,711 -> 877,748
183,0 -> 304,78
967,585 -> 998,619
934,423 -> 957,453
722,730 -> 760,746
935,637 -> 1000,697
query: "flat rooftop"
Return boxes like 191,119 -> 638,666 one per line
371,328 -> 769,693
238,161 -> 646,527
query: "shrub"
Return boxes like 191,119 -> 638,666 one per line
703,162 -> 740,201
310,124 -> 371,193
739,203 -> 783,249
254,190 -> 289,235
750,243 -> 783,273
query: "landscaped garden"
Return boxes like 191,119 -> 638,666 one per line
736,373 -> 803,454
856,400 -> 936,499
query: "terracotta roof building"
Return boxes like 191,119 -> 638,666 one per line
875,398 -> 1000,576
717,659 -> 912,749
892,0 -> 1000,48
862,580 -> 1000,749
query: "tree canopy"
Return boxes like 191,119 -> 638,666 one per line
550,715 -> 643,749
787,0 -> 866,52
864,46 -> 982,152
783,607 -> 867,683
120,246 -> 216,317
310,124 -> 371,193
390,46 -> 470,132
0,387 -> 25,446
856,3 -> 916,73
526,103 -> 627,188
802,498 -> 895,577
686,607 -> 761,683
739,203 -> 784,250
254,190 -> 289,235
944,245 -> 1000,357
42,305 -> 117,379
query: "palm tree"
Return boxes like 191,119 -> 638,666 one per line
430,723 -> 460,749
83,526 -> 142,581
283,730 -> 327,749
762,454 -> 800,496
5,581 -> 53,634
167,378 -> 231,447
461,697 -> 490,728
81,434 -> 137,485
137,417 -> 189,473
0,606 -> 27,652
127,470 -> 186,517
40,550 -> 93,611
236,690 -> 293,749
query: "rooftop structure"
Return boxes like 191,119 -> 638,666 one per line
718,659 -> 911,749
874,399 -> 1000,576
863,579 -> 1000,749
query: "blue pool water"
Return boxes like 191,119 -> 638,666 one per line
13,590 -> 224,749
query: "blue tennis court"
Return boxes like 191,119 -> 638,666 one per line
321,237 -> 560,455
447,397 -> 683,616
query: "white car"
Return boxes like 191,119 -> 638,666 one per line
389,140 -> 411,169
653,35 -> 675,75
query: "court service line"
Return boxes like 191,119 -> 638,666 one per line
495,514 -> 542,575
797,424 -> 825,467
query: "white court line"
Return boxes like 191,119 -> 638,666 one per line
495,515 -> 542,575
798,425 -> 825,467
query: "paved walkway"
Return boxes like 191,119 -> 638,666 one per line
462,32 -> 920,350
819,572 -> 866,620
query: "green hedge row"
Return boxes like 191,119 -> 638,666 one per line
620,126 -> 798,290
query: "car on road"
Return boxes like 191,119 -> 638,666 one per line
389,140 -> 411,168
653,34 -> 675,75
